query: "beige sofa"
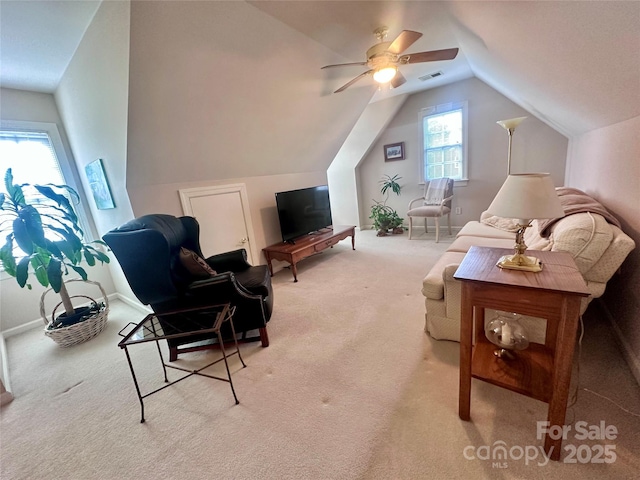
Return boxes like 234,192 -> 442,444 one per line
422,190 -> 636,343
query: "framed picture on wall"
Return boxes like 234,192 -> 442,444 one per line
85,159 -> 115,209
384,142 -> 405,161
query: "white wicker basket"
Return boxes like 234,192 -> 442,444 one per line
40,279 -> 109,347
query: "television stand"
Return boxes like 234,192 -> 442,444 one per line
263,225 -> 355,282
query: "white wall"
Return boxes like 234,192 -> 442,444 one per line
358,77 -> 569,228
566,115 -> 640,379
126,0 -> 371,190
55,0 -> 135,305
55,0 -> 133,235
327,95 -> 408,227
1,88 -> 68,131
122,0 -> 373,271
128,170 -> 328,266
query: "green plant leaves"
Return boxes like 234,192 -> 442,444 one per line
20,205 -> 47,249
380,174 -> 402,196
3,169 -> 25,207
0,168 -> 109,295
12,217 -> 34,255
68,264 -> 88,281
16,257 -> 30,288
372,174 -> 403,232
47,258 -> 63,293
32,253 -> 50,288
0,237 -> 16,276
83,245 -> 110,265
370,201 -> 403,231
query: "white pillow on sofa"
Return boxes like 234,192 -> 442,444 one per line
480,211 -> 520,232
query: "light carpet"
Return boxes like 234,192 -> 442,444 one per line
1,229 -> 639,479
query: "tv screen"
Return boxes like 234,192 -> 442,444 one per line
275,185 -> 333,243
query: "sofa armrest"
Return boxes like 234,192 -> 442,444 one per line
443,264 -> 463,321
422,251 -> 467,300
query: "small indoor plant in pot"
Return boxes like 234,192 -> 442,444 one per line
0,168 -> 111,346
370,174 -> 404,236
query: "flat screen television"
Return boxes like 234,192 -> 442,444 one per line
275,185 -> 333,243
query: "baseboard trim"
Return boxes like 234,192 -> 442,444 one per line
362,224 -> 463,233
2,318 -> 45,339
598,298 -> 640,386
114,293 -> 152,314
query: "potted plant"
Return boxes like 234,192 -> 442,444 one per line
370,174 -> 404,236
0,168 -> 110,344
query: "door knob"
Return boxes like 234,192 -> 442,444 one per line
238,237 -> 248,245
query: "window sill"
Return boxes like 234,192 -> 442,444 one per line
420,179 -> 469,187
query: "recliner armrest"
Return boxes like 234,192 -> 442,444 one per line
205,249 -> 252,272
187,272 -> 258,299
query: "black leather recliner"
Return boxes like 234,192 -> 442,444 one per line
103,214 -> 273,360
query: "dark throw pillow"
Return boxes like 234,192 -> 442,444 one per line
179,247 -> 217,278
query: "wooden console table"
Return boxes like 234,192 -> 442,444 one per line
263,225 -> 355,282
454,246 -> 590,461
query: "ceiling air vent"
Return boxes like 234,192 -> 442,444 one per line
419,71 -> 443,81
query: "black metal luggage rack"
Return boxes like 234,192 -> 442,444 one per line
118,303 -> 246,423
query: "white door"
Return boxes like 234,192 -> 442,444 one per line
179,184 -> 257,264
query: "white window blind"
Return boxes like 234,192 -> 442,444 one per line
0,130 -> 66,192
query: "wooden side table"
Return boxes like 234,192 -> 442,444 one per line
454,246 -> 590,461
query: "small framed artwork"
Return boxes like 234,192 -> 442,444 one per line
383,142 -> 405,161
85,159 -> 115,209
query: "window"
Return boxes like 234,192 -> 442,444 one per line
0,122 -> 93,259
0,130 -> 65,189
420,102 -> 468,183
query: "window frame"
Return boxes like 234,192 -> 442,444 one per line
419,101 -> 469,186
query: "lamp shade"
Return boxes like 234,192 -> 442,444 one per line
487,173 -> 565,221
497,116 -> 528,131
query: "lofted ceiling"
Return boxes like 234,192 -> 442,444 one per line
248,1 -> 475,101
250,1 -> 640,138
1,1 -> 639,139
0,0 -> 101,93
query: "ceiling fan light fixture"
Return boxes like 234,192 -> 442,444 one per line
321,28 -> 458,93
373,66 -> 397,84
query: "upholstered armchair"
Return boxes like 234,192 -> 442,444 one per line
103,214 -> 273,360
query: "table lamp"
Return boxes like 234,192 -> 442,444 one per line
487,173 -> 564,272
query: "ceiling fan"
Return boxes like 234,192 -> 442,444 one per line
321,27 -> 459,93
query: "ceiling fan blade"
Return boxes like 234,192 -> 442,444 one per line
387,30 -> 423,55
321,62 -> 368,69
390,71 -> 406,89
334,70 -> 373,93
401,48 -> 459,64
